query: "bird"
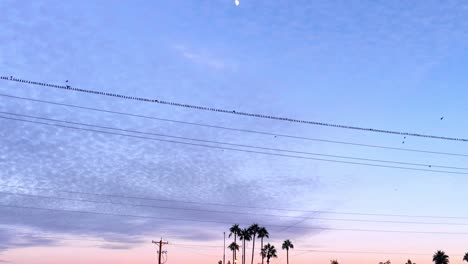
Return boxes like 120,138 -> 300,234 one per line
440,117 -> 444,120
402,141 -> 405,144
66,80 -> 68,83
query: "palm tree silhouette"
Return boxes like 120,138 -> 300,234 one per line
463,252 -> 468,262
406,259 -> 415,264
257,227 -> 269,264
282,240 -> 294,264
229,224 -> 241,263
330,260 -> 339,264
433,250 -> 449,264
239,228 -> 251,264
248,224 -> 260,264
228,242 -> 239,264
261,243 -> 277,264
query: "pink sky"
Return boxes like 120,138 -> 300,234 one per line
3,234 -> 467,264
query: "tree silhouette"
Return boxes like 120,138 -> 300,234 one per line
248,224 -> 260,264
406,259 -> 416,264
257,227 -> 269,264
228,242 -> 239,264
229,224 -> 241,264
433,250 -> 449,264
463,252 -> 468,262
331,260 -> 339,264
282,239 -> 294,264
261,243 -> 278,264
379,260 -> 391,264
239,228 -> 252,264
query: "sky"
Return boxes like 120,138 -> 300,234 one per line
1,0 -> 468,263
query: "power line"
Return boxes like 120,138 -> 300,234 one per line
3,190 -> 468,226
1,115 -> 467,175
2,203 -> 468,235
292,249 -> 464,257
3,234 -> 465,257
2,111 -> 466,171
3,184 -> 467,220
2,93 -> 466,158
2,76 -> 468,142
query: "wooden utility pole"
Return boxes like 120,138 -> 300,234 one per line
152,239 -> 169,264
223,232 -> 226,264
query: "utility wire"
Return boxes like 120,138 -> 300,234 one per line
3,234 -> 464,257
2,76 -> 468,142
2,203 -> 468,235
1,115 -> 467,175
2,190 -> 468,226
2,184 -> 467,220
1,93 -> 466,158
2,110 -> 466,171
292,250 -> 464,257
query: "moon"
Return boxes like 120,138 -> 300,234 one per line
235,0 -> 239,6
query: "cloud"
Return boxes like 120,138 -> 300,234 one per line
174,45 -> 237,71
0,100 -> 325,251
0,77 -> 325,252
0,228 -> 58,251
97,244 -> 138,250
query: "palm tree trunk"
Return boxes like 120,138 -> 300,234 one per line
287,249 -> 289,264
251,237 -> 256,264
242,239 -> 245,264
261,238 -> 264,264
234,235 -> 237,264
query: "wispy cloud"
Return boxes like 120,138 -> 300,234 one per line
174,45 -> 237,71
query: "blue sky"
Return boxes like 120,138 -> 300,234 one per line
1,1 -> 468,263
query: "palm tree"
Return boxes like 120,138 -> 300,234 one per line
463,252 -> 468,262
248,224 -> 260,264
406,259 -> 415,264
433,250 -> 449,264
379,261 -> 391,264
331,260 -> 339,264
282,239 -> 294,264
228,242 -> 239,264
239,228 -> 251,264
229,224 -> 241,263
261,243 -> 278,264
257,227 -> 269,264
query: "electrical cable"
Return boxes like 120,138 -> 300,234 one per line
2,76 -> 467,142
1,115 -> 467,175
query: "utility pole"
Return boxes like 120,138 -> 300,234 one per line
223,232 -> 226,264
152,239 -> 169,264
